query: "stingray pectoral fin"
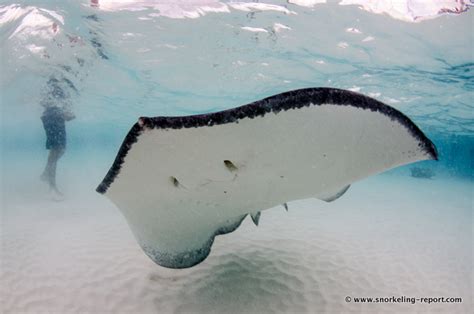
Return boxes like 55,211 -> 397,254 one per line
317,185 -> 351,202
136,213 -> 248,268
97,87 -> 438,268
140,236 -> 213,269
215,214 -> 247,235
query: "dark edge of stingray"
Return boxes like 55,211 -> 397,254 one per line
97,87 -> 438,194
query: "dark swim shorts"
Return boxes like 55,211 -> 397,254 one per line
41,107 -> 66,149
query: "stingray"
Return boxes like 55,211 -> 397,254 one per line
97,88 -> 437,268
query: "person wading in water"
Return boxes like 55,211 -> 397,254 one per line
40,77 -> 76,198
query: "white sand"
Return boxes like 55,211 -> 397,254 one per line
1,165 -> 472,313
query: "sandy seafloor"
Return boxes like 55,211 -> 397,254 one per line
1,153 -> 472,314
1,1 -> 473,313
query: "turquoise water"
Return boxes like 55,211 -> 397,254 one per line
1,1 -> 472,181
1,2 -> 473,313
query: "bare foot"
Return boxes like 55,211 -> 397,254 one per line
40,172 -> 48,182
50,188 -> 64,201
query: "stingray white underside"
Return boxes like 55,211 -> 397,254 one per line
102,98 -> 435,268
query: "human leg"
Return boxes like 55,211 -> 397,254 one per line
42,148 -> 65,191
